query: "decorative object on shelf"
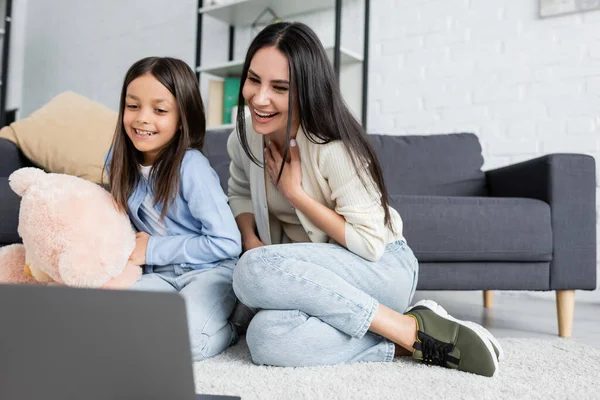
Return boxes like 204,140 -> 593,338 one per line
207,79 -> 224,127
539,0 -> 600,18
222,77 -> 241,125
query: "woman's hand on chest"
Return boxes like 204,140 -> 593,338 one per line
264,139 -> 304,204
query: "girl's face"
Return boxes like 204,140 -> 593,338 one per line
123,73 -> 180,165
242,46 -> 299,139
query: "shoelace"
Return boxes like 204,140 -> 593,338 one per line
416,333 -> 455,367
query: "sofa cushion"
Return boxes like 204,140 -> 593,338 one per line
0,177 -> 21,245
0,92 -> 117,184
204,129 -> 233,192
0,138 -> 34,177
368,133 -> 487,196
392,195 -> 553,262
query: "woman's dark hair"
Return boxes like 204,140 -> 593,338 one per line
236,22 -> 394,229
106,56 -> 206,218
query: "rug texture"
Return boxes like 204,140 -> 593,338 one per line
193,338 -> 600,399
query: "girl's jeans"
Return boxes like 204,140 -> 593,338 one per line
233,241 -> 418,367
131,259 -> 238,362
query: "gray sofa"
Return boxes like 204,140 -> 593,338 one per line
1,131 -> 597,337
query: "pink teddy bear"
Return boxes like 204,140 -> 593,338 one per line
0,167 -> 141,288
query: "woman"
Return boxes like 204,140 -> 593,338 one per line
228,22 -> 501,377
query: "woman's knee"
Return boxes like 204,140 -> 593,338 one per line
232,247 -> 279,303
233,249 -> 258,301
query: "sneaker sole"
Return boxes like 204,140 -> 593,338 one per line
407,299 -> 500,377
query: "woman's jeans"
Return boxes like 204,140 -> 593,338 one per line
131,260 -> 238,362
232,241 -> 418,367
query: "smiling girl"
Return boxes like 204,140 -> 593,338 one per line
106,57 -> 242,361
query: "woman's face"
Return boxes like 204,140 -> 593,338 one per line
242,46 -> 299,138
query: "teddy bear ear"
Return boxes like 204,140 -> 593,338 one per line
8,167 -> 47,197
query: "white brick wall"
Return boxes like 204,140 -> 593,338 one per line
20,0 -> 197,115
369,0 -> 600,300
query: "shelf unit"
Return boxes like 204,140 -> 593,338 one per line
197,46 -> 362,77
0,0 -> 12,126
198,0 -> 334,26
195,0 -> 371,131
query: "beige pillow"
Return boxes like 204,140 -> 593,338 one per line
0,91 -> 118,184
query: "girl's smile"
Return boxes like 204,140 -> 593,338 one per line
132,128 -> 158,139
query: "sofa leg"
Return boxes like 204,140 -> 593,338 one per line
556,290 -> 575,338
483,290 -> 494,308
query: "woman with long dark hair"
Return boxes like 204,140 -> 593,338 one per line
228,23 -> 502,377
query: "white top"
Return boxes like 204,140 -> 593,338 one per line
227,118 -> 405,262
139,165 -> 168,236
265,166 -> 311,244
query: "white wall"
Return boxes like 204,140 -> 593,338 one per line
20,0 -> 197,115
368,0 -> 600,301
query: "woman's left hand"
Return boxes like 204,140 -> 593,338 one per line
265,139 -> 304,203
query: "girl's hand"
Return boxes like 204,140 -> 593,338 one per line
129,231 -> 150,266
265,139 -> 303,203
242,234 -> 265,253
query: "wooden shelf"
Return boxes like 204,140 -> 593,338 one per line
199,0 -> 334,26
197,46 -> 363,78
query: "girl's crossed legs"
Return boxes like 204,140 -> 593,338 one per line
132,260 -> 238,361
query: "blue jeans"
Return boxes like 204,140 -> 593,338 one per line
131,260 -> 238,361
232,241 -> 419,367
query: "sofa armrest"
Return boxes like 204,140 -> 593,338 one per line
0,138 -> 34,177
485,154 -> 596,290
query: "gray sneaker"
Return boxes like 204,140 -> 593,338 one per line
405,300 -> 499,377
423,300 -> 504,361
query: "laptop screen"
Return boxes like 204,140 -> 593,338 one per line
0,284 -> 197,400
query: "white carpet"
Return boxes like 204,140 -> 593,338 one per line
193,338 -> 600,400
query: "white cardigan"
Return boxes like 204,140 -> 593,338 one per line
226,120 -> 405,262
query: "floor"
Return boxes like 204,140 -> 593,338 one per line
412,290 -> 600,349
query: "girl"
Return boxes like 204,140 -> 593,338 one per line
228,23 -> 502,377
106,57 -> 242,361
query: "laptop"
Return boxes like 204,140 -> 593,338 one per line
0,284 -> 240,400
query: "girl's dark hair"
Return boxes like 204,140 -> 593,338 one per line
236,22 -> 394,229
106,56 -> 206,218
